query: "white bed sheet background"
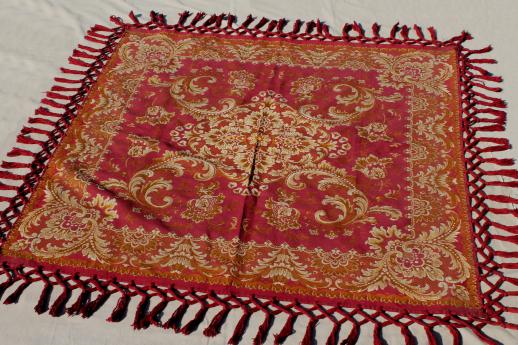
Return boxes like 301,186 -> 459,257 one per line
0,0 -> 516,344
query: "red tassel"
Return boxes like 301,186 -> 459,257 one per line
228,308 -> 251,345
489,207 -> 518,216
254,17 -> 269,30
49,285 -> 71,317
7,148 -> 35,157
132,294 -> 151,329
163,301 -> 189,332
59,67 -> 86,76
3,280 -> 31,304
342,321 -> 360,345
486,180 -> 518,188
145,297 -> 168,327
46,91 -> 71,101
390,23 -> 399,39
300,318 -> 317,345
73,49 -> 97,60
266,20 -> 278,33
16,135 -> 45,147
352,22 -> 364,37
54,77 -> 82,84
499,262 -> 518,269
253,311 -> 273,345
492,234 -> 518,244
291,20 -> 303,35
0,182 -> 18,191
1,161 -> 30,169
107,293 -> 130,322
465,46 -> 493,55
0,171 -> 25,180
305,21 -> 316,35
237,14 -> 253,29
486,194 -> 518,203
227,14 -> 237,29
28,117 -> 56,126
0,274 -> 15,300
495,250 -> 518,258
84,35 -> 107,44
68,288 -> 91,315
81,291 -> 110,318
36,106 -> 63,117
371,23 -> 381,38
414,25 -> 425,40
129,11 -> 140,24
481,158 -> 515,166
471,74 -> 503,82
425,326 -> 438,345
326,322 -> 340,345
469,58 -> 497,64
180,304 -> 208,335
401,325 -> 415,345
373,324 -> 383,345
447,324 -> 461,345
190,12 -> 206,27
34,281 -> 53,314
491,222 -> 518,234
401,25 -> 410,40
506,276 -> 518,286
427,27 -> 437,41
177,11 -> 190,26
274,313 -> 297,344
50,85 -> 80,92
484,169 -> 518,178
21,126 -> 51,136
203,306 -> 231,337
471,82 -> 502,92
41,98 -> 67,109
86,30 -> 110,40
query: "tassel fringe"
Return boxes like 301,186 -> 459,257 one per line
0,10 -> 517,345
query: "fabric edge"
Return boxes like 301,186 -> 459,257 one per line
0,10 -> 516,345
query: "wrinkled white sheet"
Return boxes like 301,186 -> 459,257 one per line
0,0 -> 516,344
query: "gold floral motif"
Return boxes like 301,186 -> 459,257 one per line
351,219 -> 471,301
299,78 -> 402,126
262,190 -> 301,231
228,70 -> 256,96
169,89 -> 351,195
181,182 -> 225,223
414,113 -> 448,144
414,163 -> 453,198
144,235 -> 227,276
290,76 -> 324,101
101,151 -> 216,210
127,134 -> 160,157
136,105 -> 175,125
353,154 -> 393,179
374,51 -> 454,95
239,245 -> 327,289
114,226 -> 161,257
12,182 -> 118,263
114,34 -> 193,74
285,161 -> 402,231
356,122 -> 392,142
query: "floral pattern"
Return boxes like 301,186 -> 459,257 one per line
353,154 -> 393,179
2,30 -> 478,309
127,134 -> 160,157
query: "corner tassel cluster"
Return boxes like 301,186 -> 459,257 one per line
0,11 -> 517,345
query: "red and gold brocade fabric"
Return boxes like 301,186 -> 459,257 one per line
3,30 -> 479,310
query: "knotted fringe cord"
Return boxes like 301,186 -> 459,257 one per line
0,11 -> 516,345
